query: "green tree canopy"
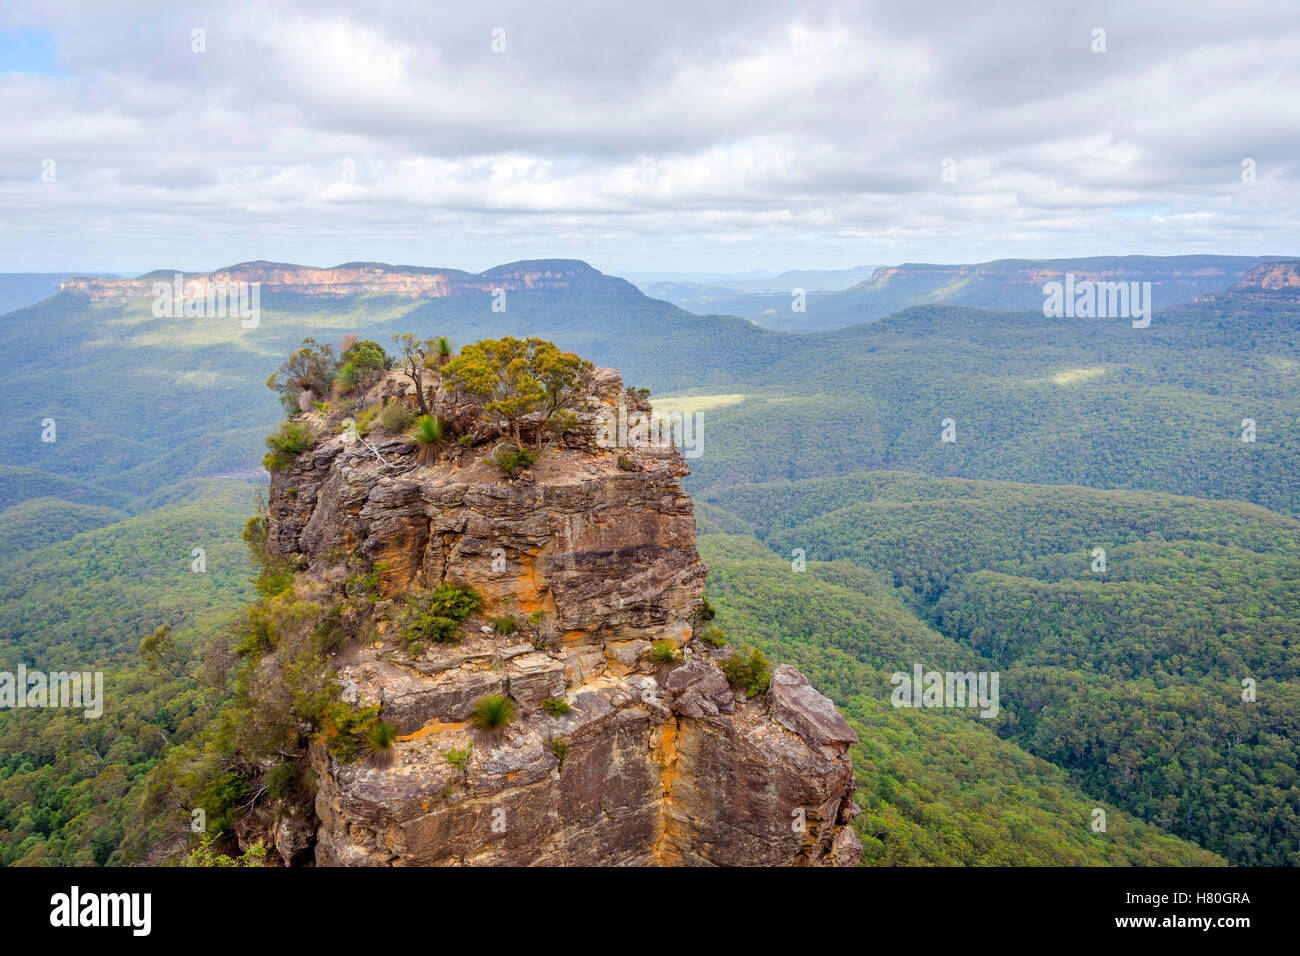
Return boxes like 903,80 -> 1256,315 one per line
441,336 -> 592,450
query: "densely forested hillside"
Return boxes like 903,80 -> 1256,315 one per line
0,481 -> 255,865
697,533 -> 1224,865
698,473 -> 1300,865
676,295 -> 1300,516
0,498 -> 127,555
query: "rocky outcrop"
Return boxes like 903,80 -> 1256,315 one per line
1202,261 -> 1300,299
260,363 -> 860,867
1230,261 -> 1300,292
1186,261 -> 1300,307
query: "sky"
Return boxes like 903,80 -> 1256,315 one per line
1,0 -> 1297,276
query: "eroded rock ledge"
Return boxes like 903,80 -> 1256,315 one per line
259,363 -> 861,866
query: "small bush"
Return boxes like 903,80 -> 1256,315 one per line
408,414 -> 448,464
252,560 -> 295,599
648,639 -> 681,678
311,604 -> 347,656
267,337 -> 341,410
719,646 -> 772,697
341,338 -> 391,377
699,626 -> 727,649
616,454 -> 636,471
491,615 -> 519,635
698,597 -> 717,623
548,408 -> 579,439
263,421 -> 317,472
334,362 -> 358,392
356,404 -> 382,436
541,697 -> 570,717
489,446 -> 538,477
317,702 -> 383,763
363,720 -> 398,769
379,401 -> 416,434
397,584 -> 483,645
183,836 -> 268,868
445,744 -> 472,769
332,341 -> 388,396
342,557 -> 385,604
264,762 -> 297,801
547,737 -> 569,768
470,694 -> 515,744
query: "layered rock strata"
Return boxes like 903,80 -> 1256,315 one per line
258,365 -> 861,866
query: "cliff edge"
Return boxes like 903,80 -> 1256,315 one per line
250,346 -> 861,866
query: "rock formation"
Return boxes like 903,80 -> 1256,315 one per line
256,362 -> 861,866
59,259 -> 641,303
1195,261 -> 1300,303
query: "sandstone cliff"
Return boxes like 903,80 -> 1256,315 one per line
1202,261 -> 1300,299
59,259 -> 639,303
253,361 -> 861,866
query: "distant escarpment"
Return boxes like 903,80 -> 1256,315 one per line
808,254 -> 1298,323
59,259 -> 641,303
233,335 -> 860,867
1194,261 -> 1300,302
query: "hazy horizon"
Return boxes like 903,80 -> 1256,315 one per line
10,250 -> 1300,286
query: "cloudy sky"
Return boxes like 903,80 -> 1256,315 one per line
1,0 -> 1297,275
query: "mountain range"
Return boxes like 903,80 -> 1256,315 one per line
638,254 -> 1299,331
1,253 -> 1298,866
18,253 -> 1290,336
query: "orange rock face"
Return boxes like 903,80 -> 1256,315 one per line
1236,262 -> 1300,291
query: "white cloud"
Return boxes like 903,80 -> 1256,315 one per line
0,0 -> 1296,272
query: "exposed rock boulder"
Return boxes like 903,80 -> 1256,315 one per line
768,664 -> 859,756
663,656 -> 735,719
